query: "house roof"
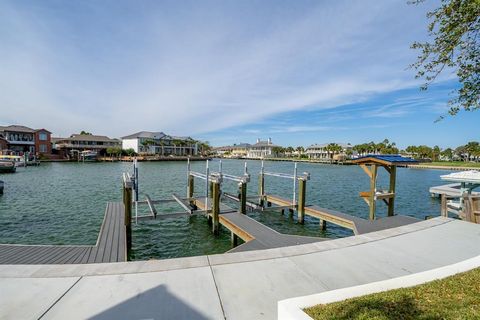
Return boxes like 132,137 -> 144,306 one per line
352,154 -> 418,166
251,140 -> 279,148
232,143 -> 251,148
307,142 -> 351,149
121,131 -> 167,140
56,134 -> 120,143
0,125 -> 35,133
35,128 -> 51,133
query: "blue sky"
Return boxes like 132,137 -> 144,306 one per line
1,0 -> 478,149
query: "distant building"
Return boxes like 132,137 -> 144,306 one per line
0,125 -> 53,157
34,129 -> 52,156
121,131 -> 198,156
231,143 -> 251,157
306,143 -> 354,160
247,138 -> 279,159
213,146 -> 233,157
0,136 -> 7,151
53,134 -> 121,157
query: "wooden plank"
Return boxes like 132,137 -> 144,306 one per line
89,205 -> 114,263
108,204 -> 120,262
96,204 -> 116,263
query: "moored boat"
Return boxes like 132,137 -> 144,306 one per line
0,155 -> 26,167
0,161 -> 16,173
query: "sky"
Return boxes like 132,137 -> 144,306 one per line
0,0 -> 478,149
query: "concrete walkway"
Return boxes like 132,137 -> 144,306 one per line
1,217 -> 480,319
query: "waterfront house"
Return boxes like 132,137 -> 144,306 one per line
306,142 -> 354,160
53,134 -> 121,158
0,136 -> 7,151
247,138 -> 279,159
0,125 -> 53,157
213,146 -> 233,157
121,131 -> 198,156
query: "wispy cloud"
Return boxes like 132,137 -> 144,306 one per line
1,0 -> 442,138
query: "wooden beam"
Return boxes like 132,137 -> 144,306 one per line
359,164 -> 372,179
369,164 -> 377,220
239,182 -> 247,214
388,165 -> 396,216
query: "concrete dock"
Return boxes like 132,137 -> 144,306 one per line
1,217 -> 480,319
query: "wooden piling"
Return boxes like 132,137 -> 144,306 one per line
239,182 -> 247,214
231,232 -> 238,247
388,165 -> 396,216
187,174 -> 194,204
212,181 -> 220,235
441,193 -> 447,217
258,173 -> 265,207
369,164 -> 377,220
298,178 -> 306,224
320,219 -> 326,230
123,179 -> 133,254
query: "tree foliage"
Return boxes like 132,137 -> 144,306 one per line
410,0 -> 480,118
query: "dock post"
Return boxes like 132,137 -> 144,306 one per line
441,193 -> 447,217
123,177 -> 133,255
239,182 -> 247,214
320,220 -> 326,230
369,164 -> 378,220
231,233 -> 238,247
388,165 -> 396,216
259,161 -> 265,207
187,174 -> 194,204
212,180 -> 220,235
298,177 -> 306,224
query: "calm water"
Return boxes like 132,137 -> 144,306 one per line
0,160 -> 452,260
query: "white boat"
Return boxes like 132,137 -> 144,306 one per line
80,150 -> 98,162
0,155 -> 26,167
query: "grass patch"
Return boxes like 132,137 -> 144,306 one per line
304,268 -> 480,320
424,161 -> 480,168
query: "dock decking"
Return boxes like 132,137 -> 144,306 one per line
0,202 -> 126,265
266,194 -> 420,235
430,183 -> 480,198
193,197 -> 324,251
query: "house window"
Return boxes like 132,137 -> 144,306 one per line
39,133 -> 47,141
39,144 -> 47,153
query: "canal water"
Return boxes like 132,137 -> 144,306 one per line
0,160 -> 452,260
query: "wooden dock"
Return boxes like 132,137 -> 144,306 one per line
430,183 -> 480,198
193,197 -> 324,251
0,202 -> 126,265
265,194 -> 420,235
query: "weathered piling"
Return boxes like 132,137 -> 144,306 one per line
369,164 -> 378,220
212,179 -> 220,235
122,174 -> 133,254
239,182 -> 247,214
297,177 -> 306,224
388,165 -> 396,216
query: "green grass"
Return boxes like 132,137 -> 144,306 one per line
422,161 -> 480,168
304,268 -> 480,320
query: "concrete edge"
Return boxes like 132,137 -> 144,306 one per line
0,217 -> 453,278
277,254 -> 480,320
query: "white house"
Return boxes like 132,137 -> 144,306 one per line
121,131 -> 198,156
247,138 -> 279,158
306,143 -> 354,160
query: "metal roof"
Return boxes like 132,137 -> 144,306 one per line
352,154 -> 418,165
56,134 -> 120,143
121,131 -> 167,140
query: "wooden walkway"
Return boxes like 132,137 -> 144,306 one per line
194,197 -> 324,252
430,183 -> 480,198
0,202 -> 126,265
266,194 -> 420,235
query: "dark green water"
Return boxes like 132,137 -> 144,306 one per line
0,160 -> 452,260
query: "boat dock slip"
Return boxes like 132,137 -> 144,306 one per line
0,202 -> 126,264
429,183 -> 479,197
2,218 -> 480,320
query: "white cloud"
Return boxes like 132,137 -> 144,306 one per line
0,0 -> 437,137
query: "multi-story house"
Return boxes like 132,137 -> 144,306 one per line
0,125 -> 53,157
247,138 -> 279,159
121,131 -> 198,156
53,134 -> 121,157
305,142 -> 354,160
